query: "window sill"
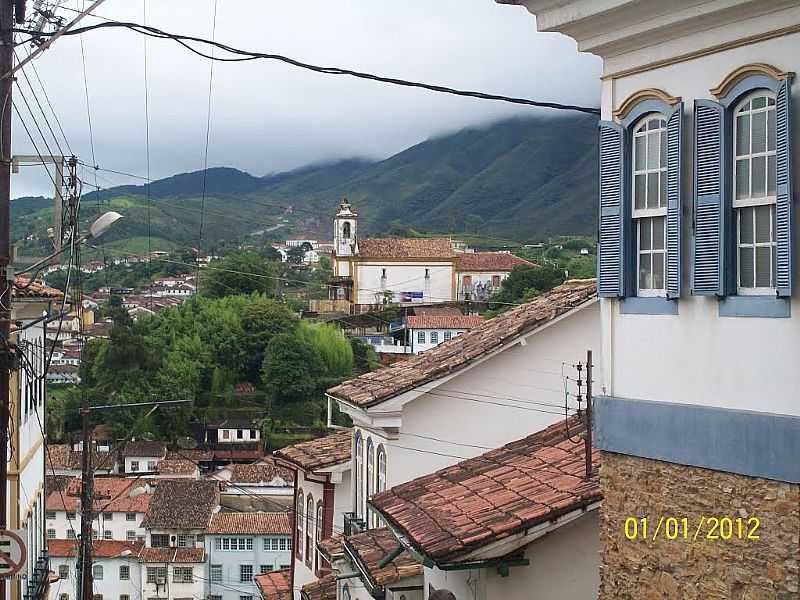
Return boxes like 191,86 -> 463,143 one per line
718,295 -> 790,318
619,296 -> 678,315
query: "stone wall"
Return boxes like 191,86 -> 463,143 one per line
599,451 -> 799,599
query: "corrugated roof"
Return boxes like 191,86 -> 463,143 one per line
371,417 -> 601,563
207,512 -> 290,535
455,252 -> 534,272
328,279 -> 597,407
406,315 -> 484,330
358,238 -> 454,259
274,430 -> 352,473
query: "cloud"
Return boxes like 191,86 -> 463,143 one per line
11,0 -> 601,198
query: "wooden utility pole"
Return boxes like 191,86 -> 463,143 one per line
585,349 -> 593,479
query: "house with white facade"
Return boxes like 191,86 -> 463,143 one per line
48,539 -> 143,600
273,430 -> 352,600
121,440 -> 167,474
498,0 -> 800,597
206,419 -> 261,445
215,461 -> 295,511
205,512 -> 293,600
406,313 -> 484,354
138,547 -> 207,600
141,479 -> 219,551
455,251 -> 534,301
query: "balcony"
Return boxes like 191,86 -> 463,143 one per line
343,512 -> 367,536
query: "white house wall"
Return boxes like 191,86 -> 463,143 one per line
46,510 -> 148,541
355,263 -> 453,305
48,556 -> 144,600
293,470 -> 324,600
205,533 -> 292,600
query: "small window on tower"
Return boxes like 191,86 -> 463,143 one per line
343,222 -> 351,239
381,268 -> 387,279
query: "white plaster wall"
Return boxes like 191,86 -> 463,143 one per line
140,562 -> 206,600
602,28 -> 800,417
456,270 -> 507,298
217,427 -> 259,443
46,510 -> 147,541
355,263 -> 453,305
409,328 -> 466,354
332,469 -> 352,535
125,456 -> 162,473
48,556 -> 143,600
293,471 -> 324,600
205,534 -> 292,600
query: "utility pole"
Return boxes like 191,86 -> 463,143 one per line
585,349 -> 593,480
0,2 -> 25,599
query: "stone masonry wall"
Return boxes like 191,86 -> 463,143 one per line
599,452 -> 799,599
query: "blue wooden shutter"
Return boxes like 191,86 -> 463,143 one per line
693,100 -> 726,295
666,103 -> 683,299
598,121 -> 625,297
775,80 -> 793,296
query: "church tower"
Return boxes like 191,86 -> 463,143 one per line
334,198 -> 358,257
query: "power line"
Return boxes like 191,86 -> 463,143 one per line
20,20 -> 600,116
13,50 -> 64,158
22,45 -> 73,155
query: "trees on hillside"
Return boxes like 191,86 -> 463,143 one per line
201,251 -> 281,298
489,264 -> 565,311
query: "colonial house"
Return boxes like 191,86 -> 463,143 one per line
206,419 -> 262,445
455,252 -> 534,301
371,417 -> 600,600
10,279 -> 63,600
273,430 -> 353,600
215,461 -> 295,511
46,445 -> 117,477
204,512 -> 293,600
406,314 -> 484,354
138,546 -> 206,600
141,479 -> 219,551
326,279 -> 601,533
121,440 -> 167,474
47,539 -> 143,600
498,0 -> 800,597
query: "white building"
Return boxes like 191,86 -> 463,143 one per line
121,441 -> 167,474
499,0 -> 800,597
206,419 -> 261,445
48,539 -> 143,600
205,512 -> 293,600
273,430 -> 352,600
406,313 -> 484,354
214,461 -> 295,510
454,251 -> 534,301
139,547 -> 207,600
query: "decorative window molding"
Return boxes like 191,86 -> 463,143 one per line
614,88 -> 681,121
710,64 -> 794,100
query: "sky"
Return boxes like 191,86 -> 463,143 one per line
11,0 -> 601,198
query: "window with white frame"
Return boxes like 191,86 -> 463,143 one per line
173,567 -> 193,583
130,461 -> 139,472
103,530 -> 112,540
430,331 -> 439,344
119,565 -> 129,580
305,495 -> 314,566
92,565 -> 103,581
146,566 -> 167,583
315,502 -> 323,572
734,91 -> 777,293
58,564 -> 69,579
632,115 -> 668,295
296,490 -> 304,559
240,564 -> 253,583
366,437 -> 374,526
47,529 -> 55,539
417,331 -> 425,344
210,564 -> 222,583
126,513 -> 136,522
354,433 -> 363,519
126,531 -> 136,541
67,530 -> 76,540
376,445 -> 387,527
443,331 -> 451,342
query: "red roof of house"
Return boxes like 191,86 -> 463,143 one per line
300,574 -> 337,600
139,547 -> 205,563
370,416 -> 601,563
406,315 -> 484,330
48,539 -> 142,558
455,252 -> 534,272
255,570 -> 292,600
358,238 -> 454,259
274,430 -> 352,473
342,527 -> 422,588
207,512 -> 290,535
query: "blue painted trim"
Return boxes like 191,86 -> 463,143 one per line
620,98 -> 679,129
718,296 -> 790,318
593,395 -> 800,483
619,297 -> 679,315
718,74 -> 782,108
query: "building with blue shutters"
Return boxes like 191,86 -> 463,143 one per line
498,0 -> 799,597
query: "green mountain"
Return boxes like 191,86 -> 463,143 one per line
12,114 -> 598,255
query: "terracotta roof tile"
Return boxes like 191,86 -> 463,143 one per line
344,528 -> 422,588
207,512 -> 290,535
139,547 -> 205,563
300,574 -> 337,600
141,479 -> 219,530
371,417 -> 601,562
156,459 -> 198,475
406,315 -> 484,330
228,460 -> 294,485
255,570 -> 292,600
317,534 -> 344,561
47,477 -> 152,513
13,277 -> 63,298
455,252 -> 534,272
48,539 -> 142,558
275,430 -> 352,473
358,238 -> 454,259
121,440 -> 167,458
329,280 -> 597,407
166,449 -> 214,462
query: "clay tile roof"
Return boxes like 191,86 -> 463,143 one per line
141,479 -> 218,529
45,474 -> 73,496
358,238 -> 454,259
166,449 -> 214,462
300,574 -> 337,600
329,279 -> 597,407
455,252 -> 534,272
255,570 -> 292,600
406,315 -> 484,330
207,512 -> 290,535
48,477 -> 152,513
13,277 -> 64,298
48,539 -> 142,558
317,534 -> 344,561
156,459 -> 198,476
274,430 -> 352,473
343,528 -> 422,588
138,547 -> 205,563
228,461 -> 294,485
47,444 -> 74,469
371,416 -> 601,563
121,440 -> 167,458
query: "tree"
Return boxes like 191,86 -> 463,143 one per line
464,214 -> 484,234
240,299 -> 298,383
261,333 -> 325,405
296,322 -> 353,380
489,264 -> 565,310
350,338 -> 380,374
200,251 -> 280,298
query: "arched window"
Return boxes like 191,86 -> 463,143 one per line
733,91 -> 777,293
366,438 -> 374,527
354,432 -> 363,519
305,494 -> 314,566
632,114 -> 668,295
375,445 -> 387,528
296,489 -> 304,559
342,222 -> 351,239
315,501 -> 323,573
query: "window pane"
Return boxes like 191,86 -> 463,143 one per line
653,251 -> 665,289
738,100 -> 751,113
751,96 -> 766,110
647,131 -> 658,169
751,111 -> 767,154
639,219 -> 651,251
751,156 -> 766,197
639,253 -> 652,290
767,109 -> 775,151
755,205 -> 772,244
755,247 -> 772,287
735,159 -> 750,199
767,155 -> 776,196
634,174 -> 646,210
739,208 -> 754,244
660,130 -> 667,167
652,217 -> 665,250
647,173 -> 659,209
736,114 -> 750,156
739,247 -> 755,288
634,135 -> 646,170
659,172 -> 667,208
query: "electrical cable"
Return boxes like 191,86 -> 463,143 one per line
22,44 -> 73,155
142,0 -> 152,309
13,50 -> 65,158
